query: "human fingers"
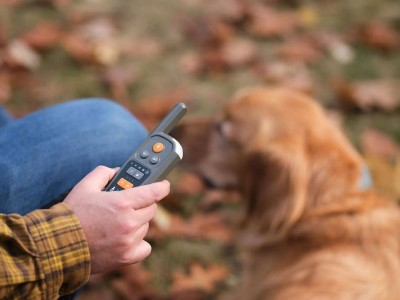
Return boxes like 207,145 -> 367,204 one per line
129,240 -> 152,264
76,165 -> 118,191
121,180 -> 170,209
132,222 -> 150,242
132,203 -> 158,224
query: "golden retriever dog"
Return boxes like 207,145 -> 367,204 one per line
172,87 -> 400,299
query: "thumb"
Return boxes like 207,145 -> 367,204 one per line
76,165 -> 118,191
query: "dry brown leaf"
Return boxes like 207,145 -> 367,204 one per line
179,16 -> 234,48
310,31 -> 354,64
205,0 -> 244,22
5,39 -> 41,70
131,90 -> 190,130
334,79 -> 400,112
356,21 -> 400,52
247,5 -> 300,38
171,263 -> 229,293
220,38 -> 257,68
150,211 -> 232,243
277,38 -> 321,64
0,0 -> 21,7
21,22 -> 63,50
120,39 -> 162,58
180,53 -> 203,75
361,128 -> 400,160
102,67 -> 137,102
110,264 -> 160,300
62,33 -> 94,63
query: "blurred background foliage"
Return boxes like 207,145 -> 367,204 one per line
1,0 -> 399,299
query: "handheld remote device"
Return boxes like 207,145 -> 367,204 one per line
105,103 -> 187,191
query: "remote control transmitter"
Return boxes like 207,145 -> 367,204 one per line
105,103 -> 187,191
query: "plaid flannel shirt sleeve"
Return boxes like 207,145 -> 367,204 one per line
0,203 -> 91,299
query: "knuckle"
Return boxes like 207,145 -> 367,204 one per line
115,198 -> 130,210
95,165 -> 109,172
121,220 -> 139,234
149,184 -> 162,201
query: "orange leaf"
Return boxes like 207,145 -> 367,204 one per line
334,79 -> 400,112
21,22 -> 63,50
356,21 -> 400,52
247,5 -> 300,38
277,38 -> 321,64
62,33 -> 94,63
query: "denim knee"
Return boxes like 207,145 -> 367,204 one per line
67,98 -> 148,165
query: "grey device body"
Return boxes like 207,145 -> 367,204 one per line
105,103 -> 187,191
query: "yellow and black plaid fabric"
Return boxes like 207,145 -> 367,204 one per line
0,203 -> 90,299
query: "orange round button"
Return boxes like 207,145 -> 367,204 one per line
152,142 -> 164,153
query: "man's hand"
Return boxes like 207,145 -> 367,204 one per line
64,166 -> 170,274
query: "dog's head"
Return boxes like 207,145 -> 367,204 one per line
172,87 -> 363,246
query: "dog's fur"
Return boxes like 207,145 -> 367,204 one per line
172,87 -> 400,299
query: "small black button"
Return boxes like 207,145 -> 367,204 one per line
150,156 -> 159,164
140,150 -> 150,158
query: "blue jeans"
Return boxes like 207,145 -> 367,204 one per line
0,99 -> 147,215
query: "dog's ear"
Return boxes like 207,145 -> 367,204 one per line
170,118 -> 214,170
239,133 -> 309,247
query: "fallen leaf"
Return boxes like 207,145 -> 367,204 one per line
120,38 -> 162,58
131,90 -> 190,131
220,38 -> 257,68
150,211 -> 232,243
171,263 -> 229,293
179,15 -> 234,48
246,5 -> 300,38
21,22 -> 63,50
5,39 -> 41,70
355,21 -> 400,52
102,67 -> 137,102
361,128 -> 399,160
334,79 -> 400,112
62,33 -> 94,63
93,41 -> 119,66
277,38 -> 321,64
205,0 -> 244,23
311,31 -> 354,64
180,53 -> 203,75
110,264 -> 160,300
298,5 -> 319,28
0,0 -> 21,7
